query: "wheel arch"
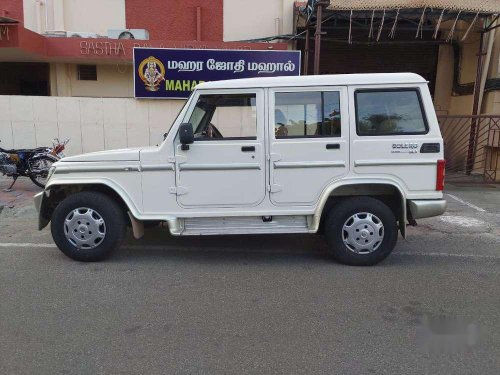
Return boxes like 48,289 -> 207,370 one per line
39,179 -> 140,230
313,179 -> 407,238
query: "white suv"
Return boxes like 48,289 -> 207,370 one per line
35,73 -> 446,265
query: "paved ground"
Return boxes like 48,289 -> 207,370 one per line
0,176 -> 499,374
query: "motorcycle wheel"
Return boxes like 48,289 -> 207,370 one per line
29,154 -> 57,188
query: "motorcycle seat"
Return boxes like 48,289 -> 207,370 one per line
0,147 -> 48,154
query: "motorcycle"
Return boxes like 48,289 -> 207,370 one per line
0,139 -> 66,191
49,138 -> 70,159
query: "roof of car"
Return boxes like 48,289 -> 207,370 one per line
196,73 -> 427,90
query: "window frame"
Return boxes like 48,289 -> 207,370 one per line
77,64 -> 97,81
273,89 -> 342,139
354,87 -> 429,136
185,91 -> 259,142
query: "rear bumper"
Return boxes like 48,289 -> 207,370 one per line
408,199 -> 447,219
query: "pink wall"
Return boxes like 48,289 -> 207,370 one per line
0,0 -> 24,22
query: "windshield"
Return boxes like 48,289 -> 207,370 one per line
163,92 -> 193,140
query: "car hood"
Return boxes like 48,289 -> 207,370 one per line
59,147 -> 144,162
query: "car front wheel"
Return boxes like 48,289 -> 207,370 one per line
325,197 -> 398,266
51,191 -> 127,261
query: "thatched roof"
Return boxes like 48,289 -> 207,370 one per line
326,1 -> 500,13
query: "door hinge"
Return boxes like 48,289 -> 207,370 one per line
168,155 -> 187,164
268,184 -> 282,193
270,153 -> 282,162
169,186 -> 188,195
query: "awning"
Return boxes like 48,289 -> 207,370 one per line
326,1 -> 500,14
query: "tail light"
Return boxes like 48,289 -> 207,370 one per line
436,159 -> 446,191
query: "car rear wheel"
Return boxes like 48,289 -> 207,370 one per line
325,196 -> 398,266
51,191 -> 127,261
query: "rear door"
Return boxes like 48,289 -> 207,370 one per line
268,86 -> 349,205
175,89 -> 266,208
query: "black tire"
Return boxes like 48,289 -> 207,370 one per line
143,220 -> 161,229
324,196 -> 398,266
51,191 -> 127,262
29,154 -> 57,188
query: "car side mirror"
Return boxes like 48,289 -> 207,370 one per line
179,123 -> 194,150
163,132 -> 168,140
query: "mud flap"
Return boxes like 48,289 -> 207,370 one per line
399,195 -> 407,239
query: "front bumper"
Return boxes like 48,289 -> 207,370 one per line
33,191 -> 49,230
34,191 -> 43,214
408,199 -> 447,219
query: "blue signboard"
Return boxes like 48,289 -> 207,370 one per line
133,48 -> 301,99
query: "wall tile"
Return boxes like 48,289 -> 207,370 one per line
79,98 -> 103,124
0,96 -> 11,121
10,96 -> 33,122
56,98 -> 80,123
12,121 -> 36,148
0,120 -> 13,148
81,122 -> 104,153
103,98 -> 127,124
149,122 -> 167,146
58,122 -> 83,155
104,120 -> 127,150
33,97 -> 58,122
148,100 -> 171,125
125,99 -> 149,124
35,121 -> 59,148
126,122 -> 149,148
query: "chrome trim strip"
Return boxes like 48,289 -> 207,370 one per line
180,163 -> 261,171
55,165 -> 141,174
274,161 -> 346,169
141,165 -> 175,171
354,160 -> 436,167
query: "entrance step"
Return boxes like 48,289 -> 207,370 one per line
182,215 -> 309,235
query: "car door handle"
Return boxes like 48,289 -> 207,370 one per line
326,143 -> 340,150
241,146 -> 255,152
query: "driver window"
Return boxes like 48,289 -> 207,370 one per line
188,94 -> 257,140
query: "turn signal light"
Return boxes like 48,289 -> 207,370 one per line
436,159 -> 446,191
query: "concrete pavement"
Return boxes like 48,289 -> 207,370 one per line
0,177 -> 499,374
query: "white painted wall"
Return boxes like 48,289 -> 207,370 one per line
0,96 -> 185,156
23,0 -> 126,35
223,0 -> 296,41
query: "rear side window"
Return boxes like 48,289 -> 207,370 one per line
355,89 -> 428,136
274,91 -> 341,138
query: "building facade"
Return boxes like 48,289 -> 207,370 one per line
0,0 -> 499,163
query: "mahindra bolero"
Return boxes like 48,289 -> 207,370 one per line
34,73 -> 446,265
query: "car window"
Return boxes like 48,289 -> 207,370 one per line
274,91 -> 341,138
188,94 -> 257,140
355,89 -> 428,136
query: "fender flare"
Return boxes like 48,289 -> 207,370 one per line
312,178 -> 407,238
45,177 -> 142,219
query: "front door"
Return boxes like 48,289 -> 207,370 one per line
175,89 -> 266,208
268,86 -> 349,205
